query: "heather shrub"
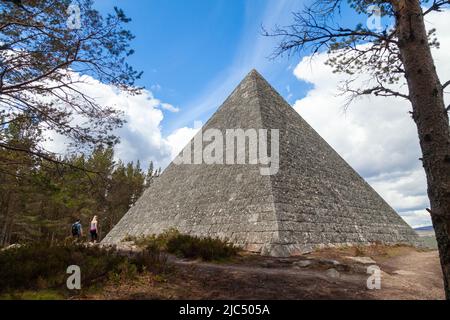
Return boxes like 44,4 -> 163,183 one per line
124,229 -> 239,261
0,242 -> 161,294
165,234 -> 238,261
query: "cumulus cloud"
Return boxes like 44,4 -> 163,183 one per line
166,126 -> 201,160
291,10 -> 450,227
42,74 -> 195,170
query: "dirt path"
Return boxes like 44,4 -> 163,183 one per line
88,246 -> 444,300
368,250 -> 444,299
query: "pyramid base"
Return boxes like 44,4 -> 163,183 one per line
244,240 -> 423,257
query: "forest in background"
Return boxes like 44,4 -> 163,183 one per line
0,118 -> 160,246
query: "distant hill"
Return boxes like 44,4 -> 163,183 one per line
414,226 -> 434,231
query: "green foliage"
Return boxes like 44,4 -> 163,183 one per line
134,244 -> 170,274
107,261 -> 139,285
0,0 -> 142,156
0,2 -> 162,248
125,228 -> 179,249
346,0 -> 393,16
123,229 -> 173,273
0,290 -> 64,301
0,140 -> 159,245
166,234 -> 239,261
0,242 -> 166,295
126,229 -> 239,262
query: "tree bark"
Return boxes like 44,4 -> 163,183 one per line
394,0 -> 450,299
0,192 -> 11,247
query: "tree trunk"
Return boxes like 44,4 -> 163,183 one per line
394,0 -> 450,299
0,192 -> 11,247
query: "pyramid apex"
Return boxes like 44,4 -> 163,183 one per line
238,68 -> 270,91
246,68 -> 263,79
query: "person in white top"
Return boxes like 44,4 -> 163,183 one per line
90,216 -> 98,243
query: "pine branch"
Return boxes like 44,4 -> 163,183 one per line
362,86 -> 410,100
0,142 -> 101,183
423,0 -> 450,16
442,80 -> 450,90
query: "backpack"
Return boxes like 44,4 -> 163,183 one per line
71,223 -> 79,236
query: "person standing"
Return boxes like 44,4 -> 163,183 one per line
71,219 -> 83,240
90,216 -> 98,243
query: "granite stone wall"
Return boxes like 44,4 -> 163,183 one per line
102,70 -> 420,256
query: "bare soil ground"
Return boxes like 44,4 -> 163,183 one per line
83,245 -> 444,300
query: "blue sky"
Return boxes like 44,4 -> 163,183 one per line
94,0 -> 316,135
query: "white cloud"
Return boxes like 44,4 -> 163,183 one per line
166,126 -> 200,160
401,209 -> 433,228
160,103 -> 180,113
41,74 -> 191,170
292,9 -> 450,228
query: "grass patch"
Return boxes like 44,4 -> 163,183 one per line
0,290 -> 64,300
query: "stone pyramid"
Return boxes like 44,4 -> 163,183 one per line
102,69 -> 419,256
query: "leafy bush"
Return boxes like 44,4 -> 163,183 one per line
133,243 -> 170,274
123,230 -> 174,273
107,261 -> 138,285
125,229 -> 239,261
124,228 -> 179,249
0,242 -> 162,294
166,234 -> 238,261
